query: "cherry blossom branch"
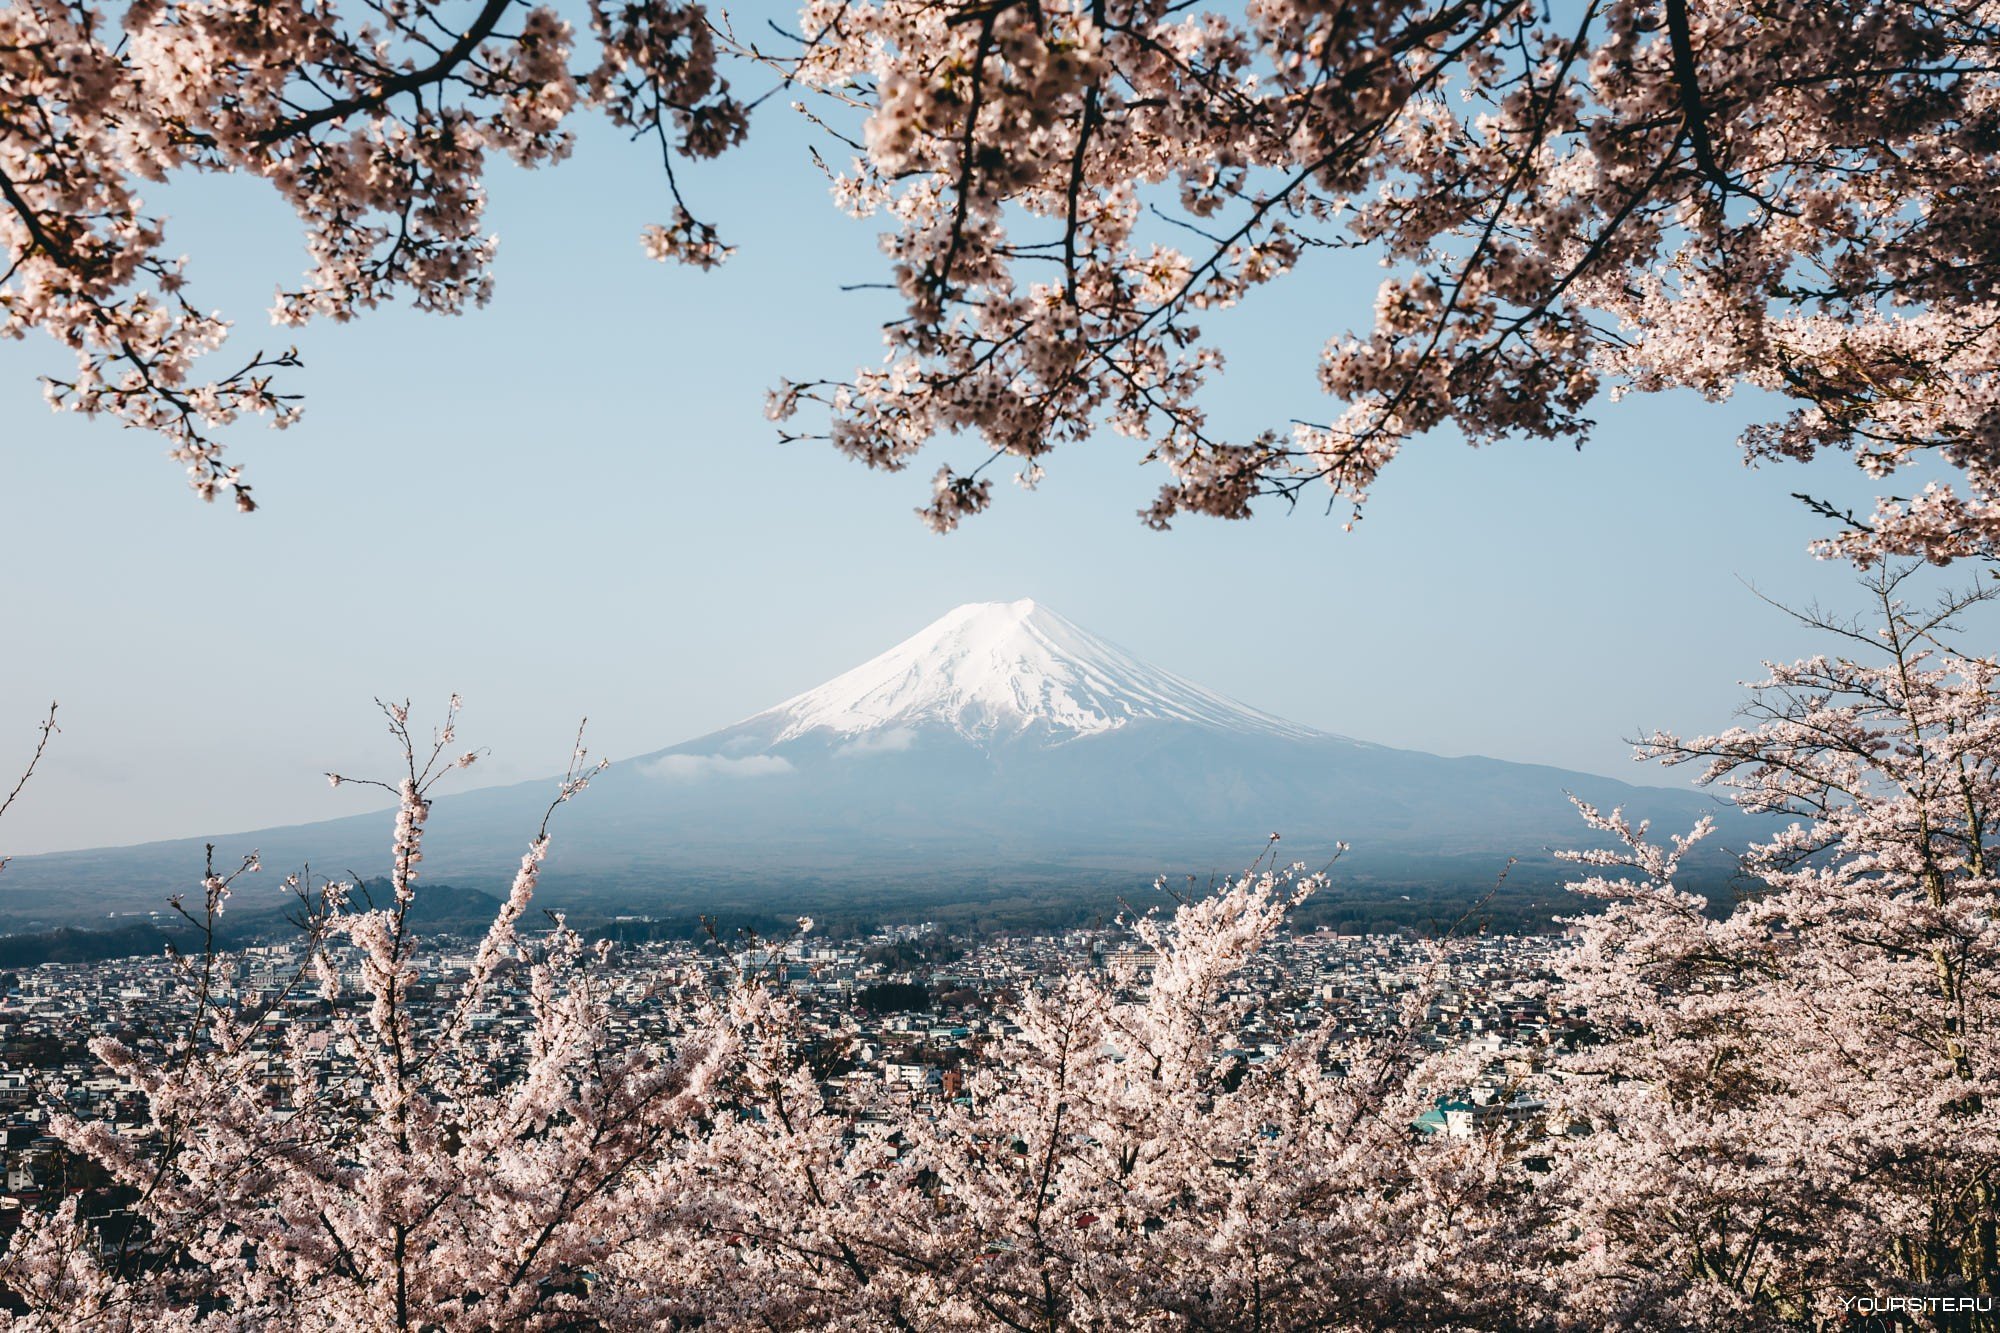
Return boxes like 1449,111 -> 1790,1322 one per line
0,701 -> 57,876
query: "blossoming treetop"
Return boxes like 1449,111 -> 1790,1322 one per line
7,0 -> 1998,560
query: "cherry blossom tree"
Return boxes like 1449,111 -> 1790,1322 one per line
1554,566 -> 2000,1327
0,699 -> 751,1331
704,860 -> 1571,1330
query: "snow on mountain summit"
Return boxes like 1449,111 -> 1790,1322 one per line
745,599 -> 1322,747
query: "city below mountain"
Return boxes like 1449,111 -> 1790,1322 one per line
0,601 -> 1748,937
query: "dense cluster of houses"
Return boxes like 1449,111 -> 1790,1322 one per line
0,919 -> 1572,1245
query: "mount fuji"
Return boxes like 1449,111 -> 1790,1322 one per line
0,601 -> 1745,930
685,598 -> 1321,754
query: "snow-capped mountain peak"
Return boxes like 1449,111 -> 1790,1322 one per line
744,599 -> 1321,747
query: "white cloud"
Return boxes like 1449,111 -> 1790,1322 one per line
836,727 -> 918,757
641,753 -> 796,781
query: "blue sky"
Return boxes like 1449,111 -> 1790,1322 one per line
0,64 -> 1941,854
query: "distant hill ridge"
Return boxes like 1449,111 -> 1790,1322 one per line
0,882 -> 507,967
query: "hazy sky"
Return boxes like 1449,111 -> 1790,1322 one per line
0,55 -> 1949,855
